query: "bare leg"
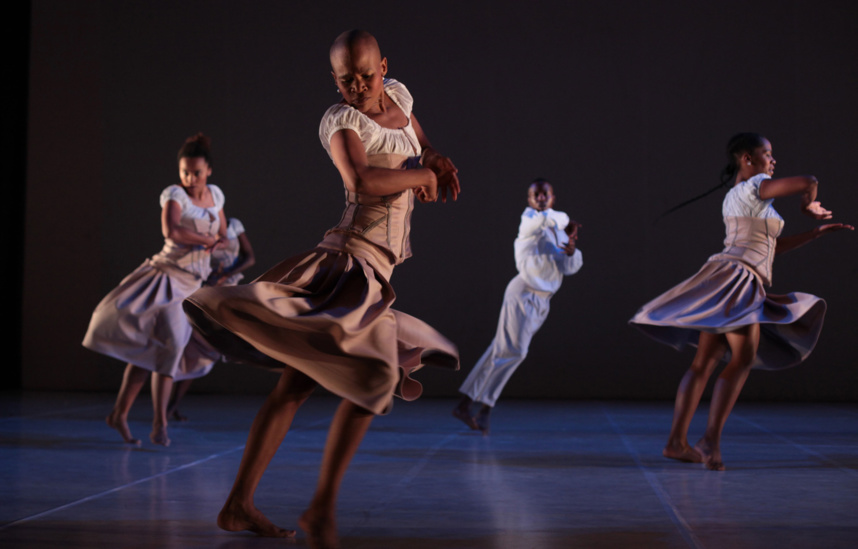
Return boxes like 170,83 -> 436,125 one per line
106,364 -> 148,445
474,404 -> 491,435
299,399 -> 374,549
695,324 -> 759,471
167,379 -> 194,421
218,366 -> 316,538
452,395 -> 479,430
664,332 -> 727,462
150,373 -> 174,446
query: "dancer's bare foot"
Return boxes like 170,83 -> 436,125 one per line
475,405 -> 491,435
663,441 -> 703,463
170,409 -> 188,422
150,423 -> 171,447
217,499 -> 296,538
694,439 -> 725,471
452,399 -> 478,430
106,411 -> 141,445
299,506 -> 338,549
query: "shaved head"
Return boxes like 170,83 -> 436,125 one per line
330,29 -> 381,68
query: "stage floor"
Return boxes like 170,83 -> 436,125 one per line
1,392 -> 856,548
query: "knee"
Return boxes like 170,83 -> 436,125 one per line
688,357 -> 717,377
271,368 -> 317,405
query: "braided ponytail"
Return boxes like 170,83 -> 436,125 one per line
655,132 -> 766,224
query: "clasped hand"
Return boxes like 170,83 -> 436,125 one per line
563,221 -> 582,255
416,149 -> 460,203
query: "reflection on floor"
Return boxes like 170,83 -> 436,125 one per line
1,392 -> 856,548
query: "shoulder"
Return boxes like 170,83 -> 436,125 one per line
207,184 -> 225,208
745,173 -> 771,194
384,78 -> 413,117
521,207 -> 539,219
545,208 -> 570,228
228,217 -> 245,235
160,185 -> 188,207
319,102 -> 369,148
723,173 -> 774,217
732,173 -> 771,201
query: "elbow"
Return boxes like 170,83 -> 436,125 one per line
347,170 -> 373,194
351,175 -> 370,194
351,170 -> 384,195
798,176 -> 819,195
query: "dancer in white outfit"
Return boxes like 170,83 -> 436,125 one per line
454,179 -> 582,434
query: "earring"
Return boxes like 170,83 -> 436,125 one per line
747,162 -> 751,165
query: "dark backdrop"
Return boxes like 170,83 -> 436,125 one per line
21,0 -> 858,400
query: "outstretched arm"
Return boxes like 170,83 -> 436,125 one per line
329,128 -> 437,199
412,113 -> 460,203
776,223 -> 854,255
759,176 -> 832,220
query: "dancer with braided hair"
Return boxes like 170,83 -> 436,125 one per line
630,133 -> 852,470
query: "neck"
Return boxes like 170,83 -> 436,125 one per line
736,169 -> 762,184
184,184 -> 207,200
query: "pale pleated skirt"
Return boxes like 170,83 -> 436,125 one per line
82,260 -> 217,379
183,233 -> 459,415
629,259 -> 826,370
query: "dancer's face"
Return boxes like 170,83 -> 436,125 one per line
528,182 -> 555,211
179,156 -> 212,190
331,41 -> 387,113
745,139 -> 776,177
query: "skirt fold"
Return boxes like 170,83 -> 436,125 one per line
184,243 -> 458,414
630,260 -> 825,370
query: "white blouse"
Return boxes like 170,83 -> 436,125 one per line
722,173 -> 782,220
513,207 -> 583,293
151,184 -> 225,278
319,78 -> 421,160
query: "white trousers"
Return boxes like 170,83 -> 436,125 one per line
459,275 -> 552,406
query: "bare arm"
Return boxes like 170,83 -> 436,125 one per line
776,223 -> 855,255
217,210 -> 228,238
329,129 -> 436,198
412,113 -> 460,203
210,231 -> 257,285
759,175 -> 832,220
161,201 -> 219,247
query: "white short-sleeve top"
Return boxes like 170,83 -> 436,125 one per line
151,184 -> 225,279
722,173 -> 782,221
712,173 -> 784,285
319,79 -> 421,160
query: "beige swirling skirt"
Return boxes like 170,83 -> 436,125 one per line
183,232 -> 459,415
82,260 -> 217,380
629,259 -> 826,370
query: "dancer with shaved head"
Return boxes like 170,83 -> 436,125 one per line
184,30 -> 460,548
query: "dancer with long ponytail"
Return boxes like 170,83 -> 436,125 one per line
630,133 -> 852,470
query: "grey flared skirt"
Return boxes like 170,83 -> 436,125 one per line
629,259 -> 825,370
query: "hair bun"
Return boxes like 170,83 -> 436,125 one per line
177,132 -> 213,164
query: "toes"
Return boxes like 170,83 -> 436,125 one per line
150,429 -> 171,447
706,460 -> 726,471
452,409 -> 479,430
